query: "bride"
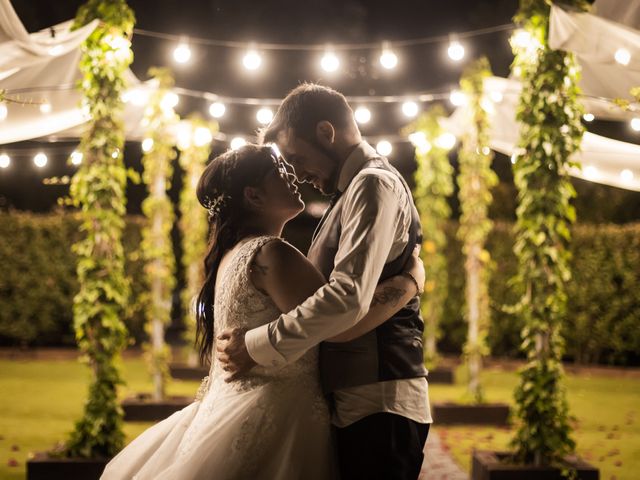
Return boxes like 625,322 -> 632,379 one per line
101,144 -> 424,479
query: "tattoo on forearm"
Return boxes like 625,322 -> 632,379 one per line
252,263 -> 268,275
371,286 -> 406,308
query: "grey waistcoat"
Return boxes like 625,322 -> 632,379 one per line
308,157 -> 428,393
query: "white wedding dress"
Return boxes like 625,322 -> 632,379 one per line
101,236 -> 336,480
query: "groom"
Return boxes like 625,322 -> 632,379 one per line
218,83 -> 432,479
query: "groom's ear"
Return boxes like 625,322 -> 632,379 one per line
243,186 -> 265,210
315,121 -> 335,147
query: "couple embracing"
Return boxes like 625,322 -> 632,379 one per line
102,83 -> 432,480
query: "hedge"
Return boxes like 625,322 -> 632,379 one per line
441,222 -> 640,366
0,211 -> 147,347
1,211 -> 639,365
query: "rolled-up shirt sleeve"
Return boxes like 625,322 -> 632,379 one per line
245,172 -> 404,367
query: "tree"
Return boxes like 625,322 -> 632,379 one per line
140,67 -> 179,401
509,0 -> 590,466
64,0 -> 135,458
176,115 -> 217,366
457,57 -> 498,403
404,106 -> 455,368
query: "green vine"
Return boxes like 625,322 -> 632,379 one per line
177,114 -> 217,365
509,0 -> 590,467
140,67 -> 179,401
63,0 -> 135,458
457,57 -> 498,404
403,105 -> 454,369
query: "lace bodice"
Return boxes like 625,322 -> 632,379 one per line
114,235 -> 334,477
201,235 -> 320,396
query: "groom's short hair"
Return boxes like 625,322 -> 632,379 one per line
259,83 -> 354,144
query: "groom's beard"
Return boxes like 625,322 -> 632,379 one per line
307,139 -> 343,195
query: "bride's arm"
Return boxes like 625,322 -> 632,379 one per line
326,246 -> 424,343
251,240 -> 424,343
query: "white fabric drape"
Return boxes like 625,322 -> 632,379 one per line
593,0 -> 640,30
442,76 -> 640,192
549,3 -> 640,102
0,0 -> 144,144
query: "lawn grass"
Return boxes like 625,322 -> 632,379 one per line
0,356 -> 638,480
0,356 -> 200,480
430,365 -> 640,480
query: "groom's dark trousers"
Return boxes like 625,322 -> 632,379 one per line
335,412 -> 430,480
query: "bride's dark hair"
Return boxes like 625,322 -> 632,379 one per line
195,144 -> 276,366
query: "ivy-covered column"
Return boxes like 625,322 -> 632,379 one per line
176,115 -> 216,366
65,0 -> 135,458
405,105 -> 454,369
140,67 -> 179,401
457,57 -> 498,403
510,0 -> 589,466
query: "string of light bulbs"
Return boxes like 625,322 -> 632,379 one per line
134,23 -> 515,51
137,23 -> 519,71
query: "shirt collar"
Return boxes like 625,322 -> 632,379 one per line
336,141 -> 379,193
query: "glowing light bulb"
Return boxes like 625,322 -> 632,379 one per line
447,40 -> 465,61
490,91 -> 503,103
34,153 -> 47,168
230,137 -> 246,150
0,153 -> 10,169
142,138 -> 154,153
105,35 -> 131,62
354,107 -> 371,124
243,50 -> 262,70
584,165 -> 598,180
449,90 -> 467,107
620,169 -> 634,183
435,133 -> 456,150
402,101 -> 419,118
194,127 -> 213,147
0,103 -> 7,121
379,46 -> 398,70
173,42 -> 192,64
631,117 -> 640,132
70,151 -> 83,165
256,107 -> 274,125
408,132 -> 432,154
40,102 -> 52,114
614,48 -> 631,66
376,140 -> 392,156
209,102 -> 226,118
481,146 -> 491,155
161,92 -> 179,111
321,50 -> 340,72
583,113 -> 595,122
511,29 -> 535,49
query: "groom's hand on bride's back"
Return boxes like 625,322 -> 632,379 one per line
216,328 -> 257,382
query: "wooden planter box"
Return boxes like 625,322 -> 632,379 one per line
27,452 -> 109,480
122,393 -> 191,421
471,450 -> 599,480
169,362 -> 208,380
432,402 -> 510,426
427,367 -> 455,384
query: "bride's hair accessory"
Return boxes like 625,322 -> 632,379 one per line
203,192 -> 231,218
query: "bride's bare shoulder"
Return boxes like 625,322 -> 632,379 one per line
250,238 -> 325,311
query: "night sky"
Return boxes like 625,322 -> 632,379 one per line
2,0 -> 640,222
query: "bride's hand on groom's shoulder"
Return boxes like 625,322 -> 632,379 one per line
216,327 -> 257,382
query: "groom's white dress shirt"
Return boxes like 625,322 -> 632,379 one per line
246,141 -> 432,428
